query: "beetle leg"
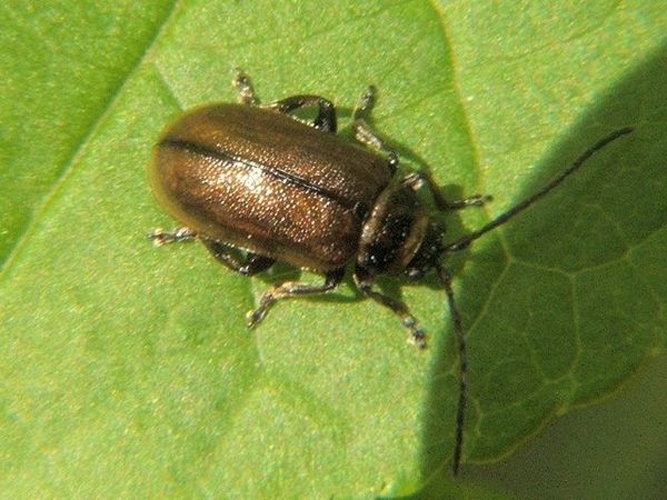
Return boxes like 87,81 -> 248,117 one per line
147,227 -> 197,246
247,268 -> 345,327
352,86 -> 490,209
354,268 -> 426,349
201,239 -> 275,276
232,68 -> 259,106
232,70 -> 337,132
402,172 -> 491,211
264,95 -> 337,133
352,86 -> 399,175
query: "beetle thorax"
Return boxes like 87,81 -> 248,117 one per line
356,182 -> 429,276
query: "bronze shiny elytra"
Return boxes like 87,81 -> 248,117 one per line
148,69 -> 632,475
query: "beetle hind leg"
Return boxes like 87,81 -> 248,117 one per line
247,268 -> 345,328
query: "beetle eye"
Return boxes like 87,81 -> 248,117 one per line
405,222 -> 443,275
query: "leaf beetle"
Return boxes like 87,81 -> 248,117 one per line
148,69 -> 632,474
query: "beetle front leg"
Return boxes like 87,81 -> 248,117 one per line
402,172 -> 490,211
248,268 -> 345,327
264,95 -> 338,133
354,268 -> 426,349
353,86 -> 490,210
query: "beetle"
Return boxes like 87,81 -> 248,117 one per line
148,69 -> 632,475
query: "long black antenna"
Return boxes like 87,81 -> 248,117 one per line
437,265 -> 467,476
444,127 -> 633,252
440,127 -> 633,475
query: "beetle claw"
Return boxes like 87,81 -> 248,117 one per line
246,309 -> 264,328
400,317 -> 427,349
147,227 -> 196,246
408,329 -> 427,349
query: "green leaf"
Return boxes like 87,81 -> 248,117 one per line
1,1 -> 665,497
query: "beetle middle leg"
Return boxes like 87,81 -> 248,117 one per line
201,239 -> 275,276
232,69 -> 337,132
247,268 -> 345,327
265,95 -> 337,133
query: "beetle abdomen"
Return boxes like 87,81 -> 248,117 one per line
150,104 -> 392,270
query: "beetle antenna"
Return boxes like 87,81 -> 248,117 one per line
436,264 -> 467,475
443,127 -> 633,252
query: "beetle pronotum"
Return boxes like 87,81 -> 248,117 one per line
148,70 -> 632,474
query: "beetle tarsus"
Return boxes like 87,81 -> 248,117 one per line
147,227 -> 196,246
233,68 -> 258,106
246,307 -> 266,329
443,193 -> 492,210
355,274 -> 428,349
408,328 -> 427,349
402,317 -> 427,349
